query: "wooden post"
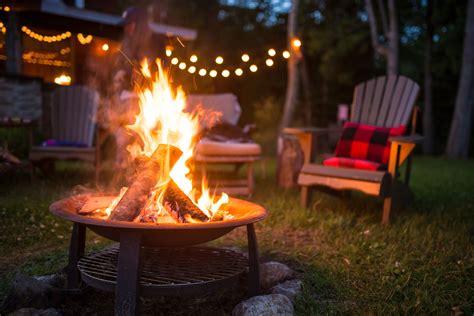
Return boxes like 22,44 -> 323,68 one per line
277,133 -> 304,188
5,12 -> 23,75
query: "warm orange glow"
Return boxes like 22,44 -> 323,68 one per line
292,38 -> 302,48
4,6 -> 10,11
120,59 -> 229,220
165,46 -> 173,57
178,62 -> 186,70
54,74 -> 71,86
102,43 -> 109,51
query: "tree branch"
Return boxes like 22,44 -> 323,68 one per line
365,0 -> 388,56
377,0 -> 389,37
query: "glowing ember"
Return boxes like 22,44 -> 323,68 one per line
104,59 -> 229,223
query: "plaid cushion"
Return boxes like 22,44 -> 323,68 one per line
335,122 -> 406,166
323,157 -> 384,171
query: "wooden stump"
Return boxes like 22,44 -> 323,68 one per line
277,134 -> 304,188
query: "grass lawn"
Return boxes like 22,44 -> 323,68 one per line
0,156 -> 473,314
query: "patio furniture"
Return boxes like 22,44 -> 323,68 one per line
29,85 -> 101,182
187,94 -> 261,196
288,75 -> 423,224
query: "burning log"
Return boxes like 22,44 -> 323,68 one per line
108,144 -> 183,222
163,180 -> 210,223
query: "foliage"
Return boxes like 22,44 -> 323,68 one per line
1,157 -> 473,314
251,96 -> 282,155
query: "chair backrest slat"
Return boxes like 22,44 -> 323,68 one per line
351,75 -> 419,128
186,93 -> 242,126
51,85 -> 98,146
359,78 -> 376,124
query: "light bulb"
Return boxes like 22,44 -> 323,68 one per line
282,50 -> 290,58
210,70 -> 217,77
241,54 -> 250,62
250,64 -> 258,72
199,69 -> 207,76
265,59 -> 274,66
268,48 -> 276,56
215,56 -> 223,64
190,55 -> 198,63
222,69 -> 230,77
235,68 -> 243,76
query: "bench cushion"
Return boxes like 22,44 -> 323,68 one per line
335,122 -> 405,165
323,157 -> 384,171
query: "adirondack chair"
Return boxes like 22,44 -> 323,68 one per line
288,75 -> 423,224
29,85 -> 100,182
188,93 -> 262,196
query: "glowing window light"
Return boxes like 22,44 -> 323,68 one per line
102,43 -> 109,51
209,70 -> 217,77
250,64 -> 258,72
282,50 -> 290,59
222,69 -> 230,77
190,55 -> 198,63
265,58 -> 274,67
171,57 -> 179,65
235,68 -> 243,76
268,48 -> 276,56
188,66 -> 196,73
199,69 -> 207,76
292,38 -> 302,48
215,56 -> 224,64
241,54 -> 250,62
179,62 -> 186,70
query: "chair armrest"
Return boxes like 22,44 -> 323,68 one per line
389,134 -> 424,144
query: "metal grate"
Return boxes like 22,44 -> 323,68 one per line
78,245 -> 248,295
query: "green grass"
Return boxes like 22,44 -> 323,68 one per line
1,157 -> 473,314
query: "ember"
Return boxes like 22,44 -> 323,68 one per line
81,59 -> 232,223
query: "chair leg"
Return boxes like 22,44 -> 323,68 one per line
300,186 -> 311,208
382,197 -> 392,225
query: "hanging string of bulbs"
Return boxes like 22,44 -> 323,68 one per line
165,38 -> 301,78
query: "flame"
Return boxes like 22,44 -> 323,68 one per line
121,59 -> 228,221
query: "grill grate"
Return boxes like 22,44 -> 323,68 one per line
78,245 -> 248,295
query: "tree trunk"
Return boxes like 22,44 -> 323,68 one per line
446,0 -> 474,158
280,0 -> 300,130
299,54 -> 312,126
386,0 -> 399,75
5,12 -> 22,75
423,0 -> 435,154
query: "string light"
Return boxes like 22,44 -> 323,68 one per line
188,66 -> 196,73
190,55 -> 198,63
102,43 -> 109,51
235,68 -> 243,76
250,64 -> 258,72
77,33 -> 93,45
268,48 -> 276,56
171,57 -> 179,65
292,38 -> 302,48
241,54 -> 250,62
199,69 -> 207,76
209,70 -> 217,77
22,26 -> 71,43
222,69 -> 230,77
215,56 -> 223,64
1,6 -> 11,11
282,50 -> 290,58
165,46 -> 173,57
54,75 -> 71,86
265,58 -> 274,67
179,62 -> 186,70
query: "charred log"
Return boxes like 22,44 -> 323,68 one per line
163,180 -> 209,223
108,144 -> 182,222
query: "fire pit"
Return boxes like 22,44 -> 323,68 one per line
49,60 -> 268,315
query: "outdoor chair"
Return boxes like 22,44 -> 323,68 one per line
287,75 -> 423,224
29,85 -> 101,182
188,93 -> 261,196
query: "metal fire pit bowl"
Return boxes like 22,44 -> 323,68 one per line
50,194 -> 267,247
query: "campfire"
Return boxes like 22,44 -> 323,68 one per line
79,60 -> 232,224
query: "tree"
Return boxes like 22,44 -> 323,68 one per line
280,0 -> 300,129
365,0 -> 399,75
423,0 -> 434,154
446,0 -> 474,158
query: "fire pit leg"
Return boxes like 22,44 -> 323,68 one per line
246,223 -> 260,296
116,231 -> 142,316
67,223 -> 86,289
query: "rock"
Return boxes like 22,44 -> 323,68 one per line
271,279 -> 303,302
222,246 -> 248,258
259,262 -> 294,290
8,308 -> 61,316
2,274 -> 64,312
232,294 -> 294,316
33,274 -> 66,289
